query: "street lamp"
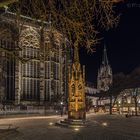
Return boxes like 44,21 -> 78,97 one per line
60,101 -> 64,117
118,100 -> 121,104
60,102 -> 63,105
127,99 -> 131,104
118,99 -> 122,114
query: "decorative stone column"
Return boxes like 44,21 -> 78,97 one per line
15,60 -> 21,105
40,60 -> 45,104
68,46 -> 86,120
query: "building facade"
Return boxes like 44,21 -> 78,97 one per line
97,45 -> 112,91
0,9 -> 72,105
85,82 -> 99,95
116,88 -> 140,114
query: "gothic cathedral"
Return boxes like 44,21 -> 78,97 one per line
97,45 -> 112,92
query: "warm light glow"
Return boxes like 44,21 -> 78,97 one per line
102,122 -> 108,126
0,116 -> 59,121
74,128 -> 80,131
127,100 -> 131,104
60,102 -> 63,105
49,122 -> 53,126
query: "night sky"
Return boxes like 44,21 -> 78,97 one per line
80,0 -> 140,85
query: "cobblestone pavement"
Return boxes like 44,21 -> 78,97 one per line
0,114 -> 140,140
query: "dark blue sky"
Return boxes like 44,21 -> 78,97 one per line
80,0 -> 140,84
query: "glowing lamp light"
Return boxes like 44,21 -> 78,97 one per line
49,122 -> 53,126
102,122 -> 108,127
74,128 -> 80,131
127,100 -> 131,104
60,102 -> 63,105
118,101 -> 121,104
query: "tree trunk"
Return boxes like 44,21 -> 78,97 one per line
109,95 -> 112,115
134,97 -> 138,116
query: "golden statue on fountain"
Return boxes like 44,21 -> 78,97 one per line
68,44 -> 86,120
56,43 -> 86,128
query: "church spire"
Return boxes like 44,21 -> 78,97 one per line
74,44 -> 79,63
97,44 -> 112,92
102,45 -> 109,65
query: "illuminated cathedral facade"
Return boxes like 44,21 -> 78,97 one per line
97,45 -> 112,92
0,9 -> 71,105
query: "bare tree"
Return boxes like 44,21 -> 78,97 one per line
0,0 -> 18,7
0,0 -> 124,73
101,66 -> 140,115
98,72 -> 126,115
4,0 -> 123,51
